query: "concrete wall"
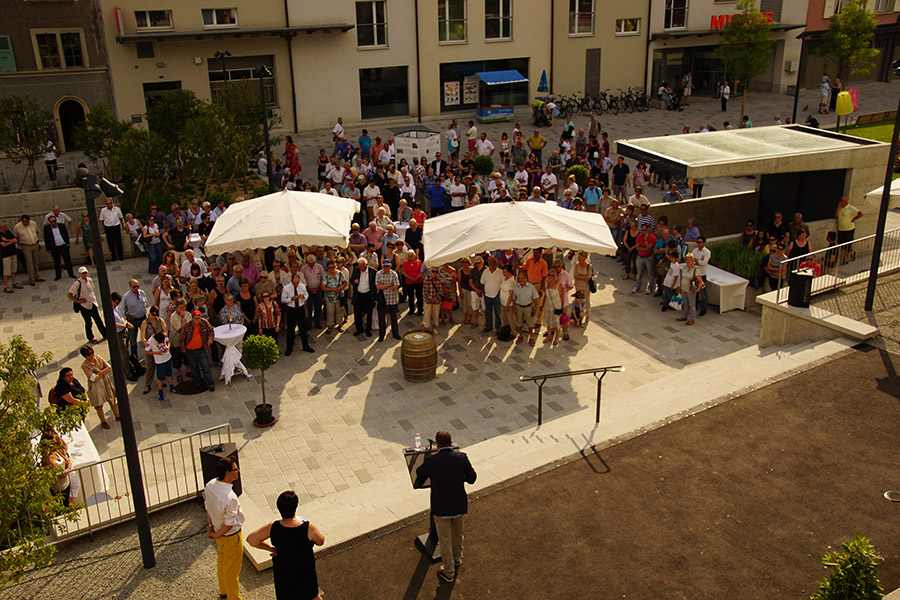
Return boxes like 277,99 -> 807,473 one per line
649,190 -> 757,239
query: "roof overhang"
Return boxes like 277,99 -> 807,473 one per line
116,23 -> 353,43
616,125 -> 888,179
650,23 -> 805,41
475,70 -> 528,85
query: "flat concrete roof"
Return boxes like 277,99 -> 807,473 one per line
616,125 -> 886,179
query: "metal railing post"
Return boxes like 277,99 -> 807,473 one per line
594,371 -> 608,424
537,378 -> 546,426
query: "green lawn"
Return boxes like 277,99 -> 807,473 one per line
842,120 -> 895,142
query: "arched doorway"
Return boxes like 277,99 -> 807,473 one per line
55,97 -> 87,153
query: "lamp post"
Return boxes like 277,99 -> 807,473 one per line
253,65 -> 274,193
75,166 -> 156,568
213,50 -> 231,83
791,31 -> 808,125
864,57 -> 900,312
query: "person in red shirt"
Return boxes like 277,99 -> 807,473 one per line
402,249 -> 424,315
633,224 -> 657,295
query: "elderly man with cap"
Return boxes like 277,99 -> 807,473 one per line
375,259 -> 401,341
180,309 -> 216,391
67,266 -> 106,343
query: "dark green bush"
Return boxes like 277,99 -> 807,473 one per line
707,241 -> 764,280
565,164 -> 590,188
473,155 -> 494,176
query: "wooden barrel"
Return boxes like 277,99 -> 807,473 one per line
401,331 -> 438,382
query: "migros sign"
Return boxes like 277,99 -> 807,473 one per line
710,11 -> 776,30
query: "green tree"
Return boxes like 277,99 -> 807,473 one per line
0,336 -> 83,587
241,334 -> 279,410
715,0 -> 773,121
73,104 -> 132,177
811,535 -> 883,600
815,0 -> 878,86
0,96 -> 53,191
109,128 -> 172,212
145,89 -> 200,167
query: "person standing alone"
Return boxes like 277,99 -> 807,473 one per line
99,198 -> 126,262
206,457 -> 244,600
414,430 -> 477,583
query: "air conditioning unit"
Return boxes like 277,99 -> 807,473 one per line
784,60 -> 797,73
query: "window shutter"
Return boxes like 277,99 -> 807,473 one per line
759,0 -> 782,22
0,36 -> 16,73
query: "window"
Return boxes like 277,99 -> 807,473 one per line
0,36 -> 16,73
875,0 -> 895,12
485,0 -> 512,40
202,8 -> 237,28
356,1 -> 387,47
438,0 -> 466,43
135,10 -> 173,30
359,66 -> 408,119
664,0 -> 688,29
136,41 -> 155,59
568,0 -> 593,35
615,18 -> 640,35
33,30 -> 85,70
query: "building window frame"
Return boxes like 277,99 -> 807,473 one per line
356,1 -> 388,48
874,0 -> 895,13
201,8 -> 238,29
134,9 -> 174,31
438,0 -> 467,44
664,0 -> 688,30
485,0 -> 512,41
615,18 -> 640,36
568,0 -> 594,36
31,29 -> 88,70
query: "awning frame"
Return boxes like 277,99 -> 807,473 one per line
116,23 -> 354,43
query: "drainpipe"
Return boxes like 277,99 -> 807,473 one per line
549,0 -> 554,94
283,0 -> 298,131
414,0 -> 422,122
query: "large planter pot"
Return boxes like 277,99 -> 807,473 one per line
253,403 -> 276,427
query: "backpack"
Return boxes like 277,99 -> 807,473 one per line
48,387 -> 59,406
497,324 -> 513,342
126,355 -> 146,381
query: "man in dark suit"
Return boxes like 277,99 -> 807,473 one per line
430,152 -> 447,177
414,430 -> 477,583
350,257 -> 377,337
44,215 -> 75,280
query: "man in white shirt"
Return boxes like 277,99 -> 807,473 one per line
628,186 -> 649,208
486,173 -> 506,202
201,201 -> 217,222
205,457 -> 245,600
514,164 -> 529,189
281,273 -> 313,354
320,181 -> 339,197
99,198 -> 126,261
540,166 -> 558,201
362,181 -> 381,220
332,117 -> 344,144
465,120 -> 478,154
480,256 -> 505,333
211,199 -> 227,220
475,133 -> 495,158
693,237 -> 711,317
43,205 -> 73,231
180,249 -> 208,282
448,176 -> 467,211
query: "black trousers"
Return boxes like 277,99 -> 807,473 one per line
78,304 -> 106,341
378,303 -> 399,339
50,246 -> 74,278
354,295 -> 374,334
105,225 -> 123,261
284,305 -> 311,353
406,282 -> 423,313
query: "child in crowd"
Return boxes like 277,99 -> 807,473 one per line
571,291 -> 587,327
146,331 -> 180,401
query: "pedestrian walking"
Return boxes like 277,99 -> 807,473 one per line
205,457 -> 244,600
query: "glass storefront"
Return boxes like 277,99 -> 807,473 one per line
359,66 -> 409,119
439,58 -> 529,112
652,47 -> 728,96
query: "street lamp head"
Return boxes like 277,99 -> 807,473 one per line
891,56 -> 900,76
254,65 -> 272,78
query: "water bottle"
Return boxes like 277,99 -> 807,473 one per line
415,433 -> 422,451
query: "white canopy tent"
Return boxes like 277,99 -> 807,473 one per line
422,202 -> 618,267
204,190 -> 360,255
864,178 -> 900,210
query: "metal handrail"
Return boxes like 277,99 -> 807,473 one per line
521,366 -> 624,426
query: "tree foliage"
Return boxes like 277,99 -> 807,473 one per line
242,335 -> 279,407
715,0 -> 773,119
0,96 -> 53,190
0,336 -> 83,587
72,103 -> 132,174
145,89 -> 201,167
811,535 -> 883,600
815,0 -> 879,85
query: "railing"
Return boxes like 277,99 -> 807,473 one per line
775,227 -> 900,305
52,423 -> 231,542
521,366 -> 624,426
0,157 -> 105,195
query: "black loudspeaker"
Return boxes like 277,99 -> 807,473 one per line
403,444 -> 458,489
199,442 -> 242,496
788,269 -> 813,308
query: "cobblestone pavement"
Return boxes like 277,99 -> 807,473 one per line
3,77 -> 899,594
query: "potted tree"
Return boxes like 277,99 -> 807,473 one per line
811,535 -> 883,600
242,334 -> 280,427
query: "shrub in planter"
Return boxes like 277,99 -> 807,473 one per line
811,535 -> 883,600
252,185 -> 271,198
241,334 -> 279,426
473,155 -> 494,176
707,241 -> 765,281
207,191 -> 231,206
565,164 -> 590,188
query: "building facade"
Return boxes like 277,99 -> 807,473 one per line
647,0 -> 806,97
802,0 -> 900,89
0,0 -> 115,153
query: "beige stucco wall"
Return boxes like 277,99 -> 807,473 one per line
99,0 -> 295,131
551,0 -> 649,97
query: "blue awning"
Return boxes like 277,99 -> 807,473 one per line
474,70 -> 528,85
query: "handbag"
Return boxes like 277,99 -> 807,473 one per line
72,281 -> 82,313
587,265 -> 596,293
559,312 -> 570,325
669,296 -> 684,311
553,308 -> 563,315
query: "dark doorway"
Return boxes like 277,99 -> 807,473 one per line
758,169 -> 847,226
58,99 -> 86,153
584,48 -> 601,97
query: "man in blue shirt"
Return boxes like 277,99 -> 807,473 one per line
662,183 -> 683,203
583,179 -> 600,212
427,177 -> 448,217
358,129 -> 372,159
